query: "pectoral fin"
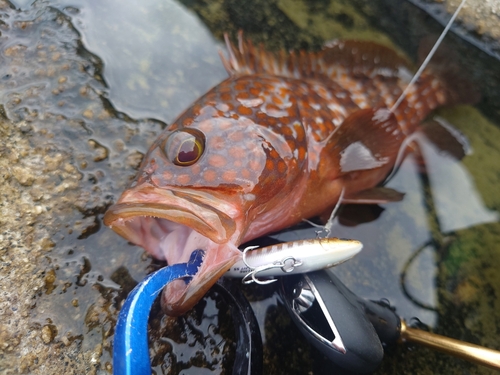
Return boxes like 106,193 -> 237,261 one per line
418,117 -> 470,160
343,187 -> 405,204
319,204 -> 385,227
323,108 -> 405,177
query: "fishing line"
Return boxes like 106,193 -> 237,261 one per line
382,132 -> 420,184
399,239 -> 439,311
301,187 -> 345,237
385,0 -> 468,184
390,0 -> 468,113
324,187 -> 345,234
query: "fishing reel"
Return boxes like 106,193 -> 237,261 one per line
279,270 -> 394,373
279,269 -> 500,373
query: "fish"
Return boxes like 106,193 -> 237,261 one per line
103,32 -> 476,316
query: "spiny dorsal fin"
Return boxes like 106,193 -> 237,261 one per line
321,40 -> 413,76
220,31 -> 413,80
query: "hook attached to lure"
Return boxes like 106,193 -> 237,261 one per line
224,237 -> 363,284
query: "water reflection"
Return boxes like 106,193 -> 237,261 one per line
418,129 -> 499,232
49,0 -> 228,122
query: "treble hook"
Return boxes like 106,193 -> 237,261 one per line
241,245 -> 303,285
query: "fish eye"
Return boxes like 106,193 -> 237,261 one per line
163,129 -> 205,166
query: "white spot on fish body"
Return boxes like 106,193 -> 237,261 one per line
281,96 -> 293,108
371,67 -> 394,78
340,141 -> 389,172
398,67 -> 414,83
262,103 -> 288,118
350,93 -> 368,108
333,118 -> 342,127
216,103 -> 230,112
237,97 -> 264,107
327,102 -> 348,117
372,109 -> 391,123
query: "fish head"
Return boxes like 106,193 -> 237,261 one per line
104,76 -> 307,315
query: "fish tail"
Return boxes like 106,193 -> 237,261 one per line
418,37 -> 480,106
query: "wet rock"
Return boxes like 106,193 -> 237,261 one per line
41,325 -> 56,344
125,150 -> 144,169
0,2 -> 162,373
87,140 -> 108,162
82,109 -> 93,119
11,166 -> 35,186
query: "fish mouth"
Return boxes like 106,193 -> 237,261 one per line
103,185 -> 238,249
103,184 -> 242,315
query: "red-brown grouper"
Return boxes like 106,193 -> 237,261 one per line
103,33 -> 475,316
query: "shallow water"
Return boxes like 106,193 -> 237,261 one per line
1,0 -> 499,374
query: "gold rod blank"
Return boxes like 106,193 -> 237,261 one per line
400,320 -> 500,370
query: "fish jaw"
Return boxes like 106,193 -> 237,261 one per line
161,239 -> 239,316
103,184 -> 243,315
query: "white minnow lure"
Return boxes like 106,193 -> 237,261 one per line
224,237 -> 363,284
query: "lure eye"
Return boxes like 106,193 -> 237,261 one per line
163,129 -> 205,166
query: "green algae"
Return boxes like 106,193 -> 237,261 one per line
438,223 -> 500,347
180,0 -> 400,51
277,0 -> 395,47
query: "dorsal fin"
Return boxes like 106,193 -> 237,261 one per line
220,31 -> 413,80
321,39 -> 413,76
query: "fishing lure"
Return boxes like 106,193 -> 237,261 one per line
225,237 -> 363,284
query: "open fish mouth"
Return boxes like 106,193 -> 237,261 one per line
103,185 -> 242,315
103,185 -> 239,251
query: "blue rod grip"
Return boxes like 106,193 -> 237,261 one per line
113,250 -> 204,375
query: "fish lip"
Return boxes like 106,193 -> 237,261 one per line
103,184 -> 242,315
103,185 -> 237,245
